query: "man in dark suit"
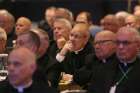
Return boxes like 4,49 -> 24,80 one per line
0,47 -> 59,93
16,31 -> 50,86
38,6 -> 56,45
56,23 -> 93,83
88,27 -> 140,93
49,17 -> 72,58
73,30 -> 117,88
32,28 -> 61,88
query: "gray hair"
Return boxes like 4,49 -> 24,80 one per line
54,18 -> 72,30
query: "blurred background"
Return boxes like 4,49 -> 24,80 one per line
0,0 -> 139,24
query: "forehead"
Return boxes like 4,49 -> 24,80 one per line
77,13 -> 86,18
8,52 -> 26,63
46,9 -> 55,15
53,21 -> 65,26
117,31 -> 134,40
125,16 -> 136,22
17,18 -> 30,25
70,29 -> 81,35
0,15 -> 9,22
95,32 -> 114,40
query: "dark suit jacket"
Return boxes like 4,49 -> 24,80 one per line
33,52 -> 61,88
6,29 -> 16,48
60,42 -> 94,75
38,20 -> 54,45
73,53 -> 117,89
48,41 -> 59,58
87,57 -> 140,93
0,80 -> 59,93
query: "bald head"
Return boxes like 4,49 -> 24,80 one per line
72,23 -> 90,38
94,30 -> 116,59
95,30 -> 116,41
9,47 -> 36,65
102,14 -> 119,33
8,47 -> 36,87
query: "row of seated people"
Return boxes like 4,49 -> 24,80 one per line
0,5 -> 140,93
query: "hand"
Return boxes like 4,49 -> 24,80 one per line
59,40 -> 73,56
57,37 -> 66,49
62,73 -> 73,82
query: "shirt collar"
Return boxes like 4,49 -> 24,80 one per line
74,48 -> 84,54
14,80 -> 33,93
119,57 -> 136,64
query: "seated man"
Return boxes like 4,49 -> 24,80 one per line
56,23 -> 93,84
49,18 -> 72,58
88,27 -> 140,93
32,28 -> 61,88
74,30 -> 117,88
0,47 -> 58,93
16,31 -> 51,86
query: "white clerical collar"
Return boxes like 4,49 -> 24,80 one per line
74,48 -> 84,54
102,59 -> 106,63
14,80 -> 33,93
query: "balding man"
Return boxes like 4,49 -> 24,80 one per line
32,28 -> 61,88
101,14 -> 120,33
0,47 -> 58,93
15,17 -> 32,36
88,27 -> 140,93
56,23 -> 93,84
74,30 -> 117,88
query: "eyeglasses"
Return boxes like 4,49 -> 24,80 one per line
94,40 -> 115,45
116,40 -> 136,46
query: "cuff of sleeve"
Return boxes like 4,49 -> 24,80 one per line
56,53 -> 65,63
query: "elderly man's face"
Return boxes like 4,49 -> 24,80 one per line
53,21 -> 70,40
94,33 -> 116,59
7,50 -> 34,86
125,16 -> 137,28
38,34 -> 49,57
45,9 -> 56,26
0,15 -> 11,33
69,29 -> 88,51
116,31 -> 138,61
76,13 -> 88,24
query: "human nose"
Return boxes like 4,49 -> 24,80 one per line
117,42 -> 124,49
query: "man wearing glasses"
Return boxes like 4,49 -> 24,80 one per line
88,27 -> 140,93
74,30 -> 117,89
